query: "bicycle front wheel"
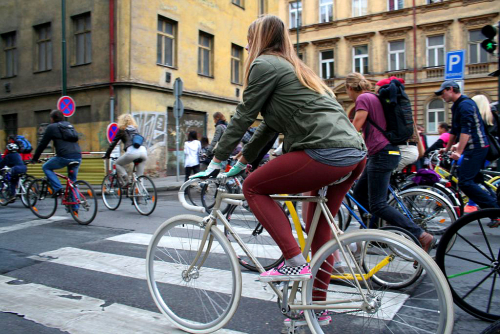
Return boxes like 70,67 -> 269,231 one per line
20,175 -> 36,208
132,175 -> 157,216
70,180 -> 98,225
435,208 -> 500,322
27,178 -> 58,219
101,173 -> 122,210
146,214 -> 242,333
304,229 -> 454,334
0,180 -> 9,206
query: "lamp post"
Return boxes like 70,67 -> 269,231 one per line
61,0 -> 67,96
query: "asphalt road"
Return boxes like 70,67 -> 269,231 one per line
0,191 -> 494,334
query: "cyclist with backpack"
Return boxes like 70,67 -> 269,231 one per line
3,135 -> 33,161
347,72 -> 435,252
103,114 -> 147,187
31,109 -> 82,198
0,143 -> 27,203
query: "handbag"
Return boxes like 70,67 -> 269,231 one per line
486,132 -> 500,162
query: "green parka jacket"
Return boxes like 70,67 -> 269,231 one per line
214,55 -> 366,162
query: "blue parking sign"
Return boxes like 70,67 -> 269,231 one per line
445,50 -> 465,80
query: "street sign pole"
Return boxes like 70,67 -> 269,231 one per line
173,78 -> 184,182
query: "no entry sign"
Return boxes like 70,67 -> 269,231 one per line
57,96 -> 76,117
106,123 -> 119,143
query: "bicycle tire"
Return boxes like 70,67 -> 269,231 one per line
304,229 -> 454,334
363,226 -> 423,289
435,208 -> 500,322
70,180 -> 98,225
0,180 -> 9,206
481,320 -> 500,334
146,214 -> 242,333
132,175 -> 157,216
27,178 -> 58,219
183,178 -> 204,207
401,182 -> 463,217
383,188 -> 457,235
224,203 -> 286,271
101,173 -> 122,210
200,179 -> 233,214
20,175 -> 36,208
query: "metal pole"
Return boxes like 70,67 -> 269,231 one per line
175,114 -> 180,182
296,1 -> 299,57
497,21 -> 500,106
61,0 -> 67,96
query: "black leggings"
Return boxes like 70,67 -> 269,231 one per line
185,165 -> 200,181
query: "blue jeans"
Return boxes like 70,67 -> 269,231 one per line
458,148 -> 499,209
9,165 -> 27,196
352,144 -> 425,239
43,157 -> 81,210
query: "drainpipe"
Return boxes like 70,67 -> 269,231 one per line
109,0 -> 115,122
412,0 -> 418,122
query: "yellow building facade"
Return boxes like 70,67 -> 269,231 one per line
278,0 -> 499,141
0,0 -> 276,176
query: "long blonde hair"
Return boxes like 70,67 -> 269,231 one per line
244,15 -> 333,96
345,72 -> 372,92
117,114 -> 137,130
472,95 -> 493,126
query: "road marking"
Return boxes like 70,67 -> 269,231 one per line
0,275 -> 246,334
107,232 -> 283,260
0,216 -> 67,234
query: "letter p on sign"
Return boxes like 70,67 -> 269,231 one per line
445,50 -> 465,80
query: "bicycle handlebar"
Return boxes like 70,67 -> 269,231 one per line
178,180 -> 207,213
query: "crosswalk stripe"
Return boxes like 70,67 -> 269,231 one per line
0,216 -> 67,234
107,232 -> 283,260
0,275 -> 246,334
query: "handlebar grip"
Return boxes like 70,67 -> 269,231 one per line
178,181 -> 206,213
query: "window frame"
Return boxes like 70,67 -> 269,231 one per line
352,0 -> 367,17
198,31 -> 214,77
426,34 -> 445,67
2,31 -> 17,78
319,0 -> 334,23
388,0 -> 404,11
289,1 -> 302,29
157,16 -> 177,68
353,45 -> 369,75
232,0 -> 244,8
319,49 -> 334,79
34,23 -> 52,72
72,12 -> 92,66
231,44 -> 243,85
426,99 -> 446,134
468,29 -> 489,64
388,40 -> 406,71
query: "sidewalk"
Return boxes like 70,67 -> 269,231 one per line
151,175 -> 185,192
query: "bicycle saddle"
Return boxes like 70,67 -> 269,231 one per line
68,161 -> 80,166
133,158 -> 143,164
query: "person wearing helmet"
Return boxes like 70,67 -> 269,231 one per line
0,143 -> 27,203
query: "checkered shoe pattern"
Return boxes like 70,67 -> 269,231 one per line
284,310 -> 332,328
259,263 -> 312,283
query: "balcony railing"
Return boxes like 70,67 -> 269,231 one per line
425,67 -> 444,79
324,78 -> 335,88
467,63 -> 490,75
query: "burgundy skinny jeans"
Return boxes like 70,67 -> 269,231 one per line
243,151 -> 366,300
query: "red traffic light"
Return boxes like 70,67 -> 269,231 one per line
481,25 -> 497,39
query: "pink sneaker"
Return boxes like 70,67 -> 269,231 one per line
284,310 -> 331,327
259,263 -> 312,282
464,204 -> 478,213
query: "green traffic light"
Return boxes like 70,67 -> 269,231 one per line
481,39 -> 497,54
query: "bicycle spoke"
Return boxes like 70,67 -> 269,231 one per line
461,270 -> 495,301
478,218 -> 496,260
486,272 -> 498,314
456,231 -> 494,262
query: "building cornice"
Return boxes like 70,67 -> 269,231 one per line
417,20 -> 454,33
379,26 -> 413,39
310,37 -> 340,48
458,12 -> 500,28
344,32 -> 376,44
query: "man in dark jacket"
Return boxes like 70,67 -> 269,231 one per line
31,110 -> 82,198
436,80 -> 499,209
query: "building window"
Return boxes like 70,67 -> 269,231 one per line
2,32 -> 17,77
231,44 -> 243,84
426,35 -> 444,67
259,0 -> 267,14
320,0 -> 333,23
353,45 -> 369,74
388,0 -> 403,10
388,40 -> 405,71
198,32 -> 213,77
469,29 -> 489,64
2,114 -> 17,138
427,0 -> 442,3
232,0 -> 244,7
289,1 -> 302,28
352,0 -> 367,17
427,99 -> 445,133
72,13 -> 91,65
35,23 -> 52,72
320,50 -> 334,79
157,17 -> 177,67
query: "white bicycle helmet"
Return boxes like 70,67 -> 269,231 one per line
6,143 -> 19,152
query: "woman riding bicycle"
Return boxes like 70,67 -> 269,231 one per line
104,114 -> 147,187
193,15 -> 367,309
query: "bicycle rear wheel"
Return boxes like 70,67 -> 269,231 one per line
183,178 -> 204,207
435,208 -> 500,322
20,175 -> 36,208
146,214 -> 241,333
70,180 -> 98,225
0,180 -> 9,206
201,179 -> 232,214
132,175 -> 157,216
27,178 -> 58,219
304,229 -> 454,334
101,173 -> 122,210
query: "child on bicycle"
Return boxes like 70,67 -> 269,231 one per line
192,15 -> 367,324
0,143 -> 27,203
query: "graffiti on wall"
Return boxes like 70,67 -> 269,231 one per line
132,112 -> 167,151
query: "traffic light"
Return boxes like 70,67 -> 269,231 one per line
481,25 -> 498,54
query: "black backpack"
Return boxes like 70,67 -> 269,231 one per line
57,122 -> 79,142
368,79 -> 414,145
